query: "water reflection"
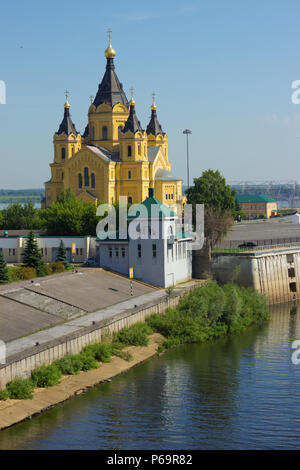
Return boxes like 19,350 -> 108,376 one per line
1,303 -> 300,449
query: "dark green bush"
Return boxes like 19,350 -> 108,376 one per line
0,388 -> 10,400
6,378 -> 34,399
55,354 -> 83,375
83,342 -> 112,362
79,352 -> 99,371
31,364 -> 62,388
114,322 -> 153,346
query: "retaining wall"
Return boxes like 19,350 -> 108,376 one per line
212,248 -> 300,304
0,285 -> 195,389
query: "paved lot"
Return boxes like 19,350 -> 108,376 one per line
0,268 -> 156,343
27,269 -> 155,312
221,218 -> 300,246
0,297 -> 62,343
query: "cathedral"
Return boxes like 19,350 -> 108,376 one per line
44,33 -> 184,208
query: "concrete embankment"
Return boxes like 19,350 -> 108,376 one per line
0,333 -> 164,431
211,247 -> 300,304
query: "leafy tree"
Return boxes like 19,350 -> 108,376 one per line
41,189 -> 103,236
2,203 -> 24,229
1,201 -> 43,230
0,250 -> 9,284
22,231 -> 46,276
56,240 -> 69,268
0,211 -> 5,229
186,170 -> 236,252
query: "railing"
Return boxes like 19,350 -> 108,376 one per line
213,241 -> 300,254
217,236 -> 300,249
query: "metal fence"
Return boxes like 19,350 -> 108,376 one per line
213,241 -> 300,254
216,237 -> 300,249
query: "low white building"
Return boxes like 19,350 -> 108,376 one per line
0,233 -> 97,264
97,189 -> 193,287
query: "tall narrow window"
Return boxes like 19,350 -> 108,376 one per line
138,244 -> 141,258
128,196 -> 132,204
128,145 -> 132,157
78,173 -> 82,189
102,126 -> 108,140
92,127 -> 95,140
152,244 -> 157,258
91,173 -> 95,189
61,148 -> 66,160
84,167 -> 89,187
128,171 -> 131,180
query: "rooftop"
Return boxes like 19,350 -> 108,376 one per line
236,194 -> 277,203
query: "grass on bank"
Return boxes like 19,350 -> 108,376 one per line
0,282 -> 268,400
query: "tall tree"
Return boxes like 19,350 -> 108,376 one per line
41,189 -> 103,236
56,240 -> 69,268
0,250 -> 9,284
186,170 -> 236,252
22,231 -> 46,276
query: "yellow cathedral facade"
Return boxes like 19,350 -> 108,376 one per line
44,33 -> 184,208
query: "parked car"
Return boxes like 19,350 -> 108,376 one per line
238,242 -> 257,248
83,257 -> 97,267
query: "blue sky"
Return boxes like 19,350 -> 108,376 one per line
1,0 -> 300,188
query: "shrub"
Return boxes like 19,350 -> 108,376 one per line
83,342 -> 112,362
11,266 -> 36,281
6,378 -> 34,399
55,354 -> 83,375
31,364 -> 62,388
114,322 -> 152,346
0,389 -> 9,400
49,261 -> 65,273
146,281 -> 268,350
79,352 -> 99,371
45,264 -> 53,276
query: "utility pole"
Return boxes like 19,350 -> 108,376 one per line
183,129 -> 192,188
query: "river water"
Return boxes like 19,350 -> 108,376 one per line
0,302 -> 300,450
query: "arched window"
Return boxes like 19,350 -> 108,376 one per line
91,173 -> 95,189
72,146 -> 75,156
92,127 -> 95,140
128,196 -> 132,204
84,167 -> 89,187
128,171 -> 131,180
78,173 -> 82,189
61,148 -> 66,160
128,145 -> 132,157
102,126 -> 108,140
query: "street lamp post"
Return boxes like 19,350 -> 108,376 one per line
183,129 -> 192,188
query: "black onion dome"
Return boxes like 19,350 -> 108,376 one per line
146,108 -> 164,136
93,57 -> 129,108
121,103 -> 143,134
56,106 -> 78,135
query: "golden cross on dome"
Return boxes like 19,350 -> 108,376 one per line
65,89 -> 69,101
90,95 -> 94,105
107,28 -> 112,44
152,92 -> 156,105
130,87 -> 134,100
